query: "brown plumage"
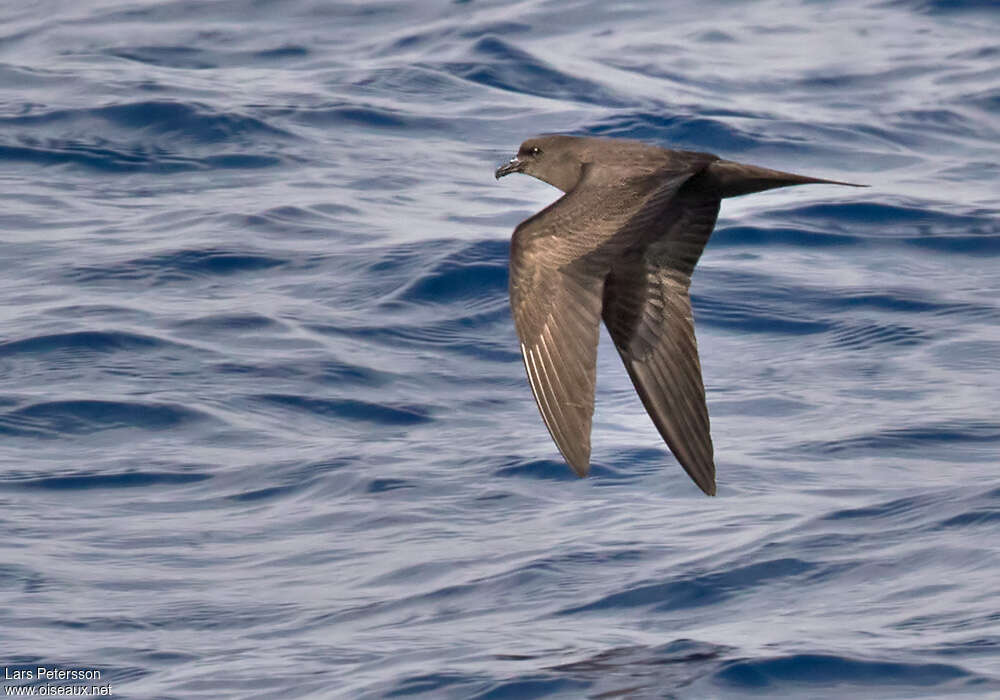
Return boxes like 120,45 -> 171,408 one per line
495,134 -> 863,495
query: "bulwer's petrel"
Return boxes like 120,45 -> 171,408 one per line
495,134 -> 863,495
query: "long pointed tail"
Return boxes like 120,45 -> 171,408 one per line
706,159 -> 866,199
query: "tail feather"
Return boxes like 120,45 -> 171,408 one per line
707,159 -> 866,199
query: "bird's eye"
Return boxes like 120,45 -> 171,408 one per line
530,147 -> 541,156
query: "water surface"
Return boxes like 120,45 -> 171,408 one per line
1,0 -> 999,697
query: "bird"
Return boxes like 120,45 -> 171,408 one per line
495,134 -> 863,495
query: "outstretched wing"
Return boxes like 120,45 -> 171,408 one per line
511,259 -> 605,474
508,182 -> 613,475
509,159 -> 715,478
602,187 -> 721,494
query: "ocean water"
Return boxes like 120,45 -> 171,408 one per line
1,0 -> 999,697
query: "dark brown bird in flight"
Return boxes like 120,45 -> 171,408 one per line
495,134 -> 863,495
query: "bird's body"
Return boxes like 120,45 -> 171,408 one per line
495,134 -> 862,495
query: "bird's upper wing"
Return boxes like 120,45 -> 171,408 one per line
509,163 -> 706,476
509,185 -> 611,476
511,257 -> 604,474
602,184 -> 721,494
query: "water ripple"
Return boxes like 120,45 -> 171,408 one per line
0,399 -> 210,438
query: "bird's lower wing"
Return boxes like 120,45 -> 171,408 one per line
602,190 -> 721,495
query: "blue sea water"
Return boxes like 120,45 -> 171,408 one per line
1,0 -> 999,697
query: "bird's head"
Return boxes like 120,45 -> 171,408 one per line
495,135 -> 586,193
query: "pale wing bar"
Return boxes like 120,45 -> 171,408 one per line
515,269 -> 604,475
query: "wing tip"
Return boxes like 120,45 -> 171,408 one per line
686,463 -> 716,496
675,454 -> 716,496
563,446 -> 592,478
